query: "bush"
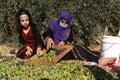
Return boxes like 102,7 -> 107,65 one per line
1,0 -> 120,46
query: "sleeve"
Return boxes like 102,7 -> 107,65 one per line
42,27 -> 53,40
32,26 -> 44,49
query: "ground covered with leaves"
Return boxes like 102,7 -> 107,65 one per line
0,48 -> 119,80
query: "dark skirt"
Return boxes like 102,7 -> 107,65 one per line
60,45 -> 100,62
16,43 -> 37,59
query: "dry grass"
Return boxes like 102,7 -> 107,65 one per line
0,45 -> 14,56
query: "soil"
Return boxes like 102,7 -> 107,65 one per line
0,45 -> 15,56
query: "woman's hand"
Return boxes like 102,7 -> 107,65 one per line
47,37 -> 54,50
36,47 -> 43,56
58,41 -> 65,45
25,46 -> 33,56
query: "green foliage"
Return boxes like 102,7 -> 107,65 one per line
73,0 -> 120,45
0,53 -> 119,80
1,0 -> 120,46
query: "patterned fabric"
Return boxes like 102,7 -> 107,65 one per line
17,25 -> 43,59
16,43 -> 36,59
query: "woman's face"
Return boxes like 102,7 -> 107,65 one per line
20,16 -> 29,28
60,19 -> 68,28
60,19 -> 68,25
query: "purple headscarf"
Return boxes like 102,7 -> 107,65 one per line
49,11 -> 72,45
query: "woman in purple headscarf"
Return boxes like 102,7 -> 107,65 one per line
43,11 -> 100,61
43,11 -> 73,50
42,11 -> 74,59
